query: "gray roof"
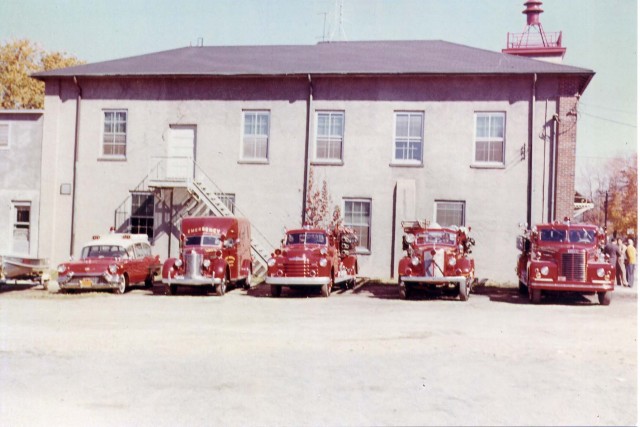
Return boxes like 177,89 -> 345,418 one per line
33,40 -> 593,79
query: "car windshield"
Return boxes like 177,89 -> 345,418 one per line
185,235 -> 221,246
81,245 -> 128,259
286,232 -> 327,245
416,231 -> 456,245
568,228 -> 596,244
539,228 -> 567,242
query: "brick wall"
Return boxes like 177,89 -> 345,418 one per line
555,78 -> 580,220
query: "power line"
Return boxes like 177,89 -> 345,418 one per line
579,110 -> 637,128
580,102 -> 636,115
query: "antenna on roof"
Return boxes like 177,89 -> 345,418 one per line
197,37 -> 204,47
329,0 -> 347,42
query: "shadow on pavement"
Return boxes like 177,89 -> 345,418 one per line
0,281 -> 41,294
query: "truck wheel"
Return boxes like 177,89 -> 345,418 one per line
243,271 -> 252,290
165,284 -> 178,295
459,280 -> 470,301
215,276 -> 228,296
114,275 -> 128,294
597,291 -> 611,306
321,282 -> 331,297
529,287 -> 541,304
270,285 -> 281,298
518,281 -> 527,294
399,281 -> 408,299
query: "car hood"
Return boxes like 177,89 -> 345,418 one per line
60,258 -> 119,273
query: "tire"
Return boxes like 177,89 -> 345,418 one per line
165,284 -> 178,295
518,281 -> 527,294
321,282 -> 331,297
114,275 -> 128,295
243,270 -> 252,290
215,275 -> 228,296
529,287 -> 541,304
270,285 -> 282,298
399,281 -> 408,299
144,275 -> 154,289
459,279 -> 470,301
597,291 -> 611,306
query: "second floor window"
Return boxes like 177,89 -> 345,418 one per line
474,112 -> 505,165
393,112 -> 423,164
103,110 -> 127,157
242,111 -> 269,161
315,111 -> 344,162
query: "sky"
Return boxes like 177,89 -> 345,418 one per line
0,0 -> 637,181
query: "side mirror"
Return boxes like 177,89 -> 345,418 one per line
516,237 -> 524,251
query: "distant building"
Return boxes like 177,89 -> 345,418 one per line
32,39 -> 594,282
0,110 -> 43,257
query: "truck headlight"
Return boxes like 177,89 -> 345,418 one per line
411,256 -> 420,266
540,266 -> 549,276
108,264 -> 118,274
267,258 -> 276,267
597,268 -> 605,278
320,248 -> 328,256
319,258 -> 328,267
202,259 -> 211,268
174,259 -> 183,268
448,257 -> 456,267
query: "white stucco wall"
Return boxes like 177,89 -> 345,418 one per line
38,74 -> 568,282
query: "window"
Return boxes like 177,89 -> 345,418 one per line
344,199 -> 372,252
474,112 -> 505,164
242,111 -> 269,161
12,202 -> 30,253
103,110 -> 127,157
0,123 -> 9,149
130,192 -> 154,239
435,201 -> 465,227
393,112 -> 423,164
215,193 -> 236,214
315,111 -> 344,162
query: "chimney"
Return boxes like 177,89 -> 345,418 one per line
502,1 -> 566,63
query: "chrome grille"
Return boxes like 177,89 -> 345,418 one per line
284,260 -> 310,277
186,251 -> 203,278
561,252 -> 586,281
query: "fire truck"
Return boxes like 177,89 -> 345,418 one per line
516,221 -> 615,305
162,217 -> 253,296
266,226 -> 358,297
398,220 -> 476,300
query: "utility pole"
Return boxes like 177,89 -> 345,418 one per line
604,191 -> 609,232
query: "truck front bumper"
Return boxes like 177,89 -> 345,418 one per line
266,276 -> 331,286
162,276 -> 222,286
529,279 -> 614,292
400,275 -> 467,286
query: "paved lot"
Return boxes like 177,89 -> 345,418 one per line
0,280 -> 637,426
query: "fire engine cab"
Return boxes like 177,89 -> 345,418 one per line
398,220 -> 476,300
266,226 -> 358,297
162,217 -> 253,296
516,221 -> 615,305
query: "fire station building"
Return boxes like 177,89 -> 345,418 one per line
33,39 -> 593,282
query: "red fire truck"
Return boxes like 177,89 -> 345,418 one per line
398,220 -> 476,300
162,217 -> 253,296
516,221 -> 615,305
266,226 -> 358,297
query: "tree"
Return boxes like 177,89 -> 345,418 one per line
0,39 -> 83,109
304,167 -> 342,230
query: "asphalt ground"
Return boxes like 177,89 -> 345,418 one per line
0,280 -> 637,426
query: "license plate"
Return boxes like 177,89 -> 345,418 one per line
80,278 -> 93,288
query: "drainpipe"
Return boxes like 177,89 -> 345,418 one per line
301,74 -> 313,225
549,112 -> 559,222
526,74 -> 537,228
70,76 -> 82,257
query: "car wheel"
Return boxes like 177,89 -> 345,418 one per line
144,275 -> 154,288
270,285 -> 281,298
114,275 -> 128,294
459,280 -> 470,301
518,281 -> 527,294
529,287 -> 541,304
597,291 -> 611,306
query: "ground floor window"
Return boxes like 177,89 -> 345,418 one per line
12,201 -> 30,253
435,200 -> 465,227
130,192 -> 154,239
344,199 -> 371,253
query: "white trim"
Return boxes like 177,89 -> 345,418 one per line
100,109 -> 128,160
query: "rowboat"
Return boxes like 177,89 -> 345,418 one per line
0,255 -> 50,289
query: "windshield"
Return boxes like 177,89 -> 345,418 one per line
416,231 -> 456,245
81,245 -> 128,259
286,232 -> 327,245
185,235 -> 221,246
539,229 -> 567,242
568,229 -> 596,244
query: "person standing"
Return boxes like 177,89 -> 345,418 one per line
616,238 -> 628,287
625,239 -> 636,288
604,237 -> 618,268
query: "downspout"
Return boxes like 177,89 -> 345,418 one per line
70,76 -> 82,257
526,73 -> 537,227
301,74 -> 313,225
550,112 -> 559,222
